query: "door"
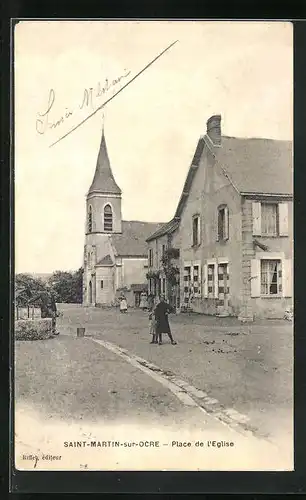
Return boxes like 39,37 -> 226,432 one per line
135,292 -> 140,307
89,280 -> 92,305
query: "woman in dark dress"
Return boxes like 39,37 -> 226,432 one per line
154,296 -> 177,345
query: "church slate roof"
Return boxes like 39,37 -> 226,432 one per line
111,221 -> 164,257
96,254 -> 114,266
146,218 -> 180,242
88,130 -> 122,196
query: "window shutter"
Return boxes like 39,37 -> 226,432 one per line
282,259 -> 292,297
214,263 -> 218,298
224,206 -> 229,240
279,202 -> 289,236
203,264 -> 208,297
250,259 -> 261,297
252,202 -> 261,236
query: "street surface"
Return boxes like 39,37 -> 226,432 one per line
14,304 -> 293,470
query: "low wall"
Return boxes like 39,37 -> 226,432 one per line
15,318 -> 53,341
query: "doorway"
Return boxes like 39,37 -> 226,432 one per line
89,280 -> 92,305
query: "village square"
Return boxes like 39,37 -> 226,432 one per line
15,112 -> 293,470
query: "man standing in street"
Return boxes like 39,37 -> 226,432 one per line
154,295 -> 177,345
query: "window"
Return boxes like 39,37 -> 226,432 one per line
193,265 -> 199,294
104,204 -> 113,232
100,280 -> 104,289
252,201 -> 289,237
261,203 -> 278,236
207,264 -> 215,297
148,249 -> 153,267
217,205 -> 229,241
192,215 -> 200,246
260,259 -> 282,295
162,244 -> 166,257
162,278 -> 166,294
88,205 -> 93,233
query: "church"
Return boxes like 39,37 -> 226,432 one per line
82,126 -> 163,307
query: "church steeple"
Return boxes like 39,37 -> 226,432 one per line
88,127 -> 121,196
85,122 -> 122,235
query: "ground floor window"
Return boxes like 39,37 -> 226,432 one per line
260,259 -> 282,295
207,264 -> 215,297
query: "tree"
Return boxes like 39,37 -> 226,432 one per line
48,268 -> 83,303
15,273 -> 48,306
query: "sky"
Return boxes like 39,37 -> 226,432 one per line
14,21 -> 293,273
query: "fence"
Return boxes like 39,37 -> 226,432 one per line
15,306 -> 42,320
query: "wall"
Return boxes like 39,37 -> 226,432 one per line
120,257 -> 148,288
83,233 -> 114,305
241,197 -> 293,319
95,266 -> 115,305
179,140 -> 243,315
147,229 -> 180,300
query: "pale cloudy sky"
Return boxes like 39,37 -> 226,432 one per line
14,21 -> 293,273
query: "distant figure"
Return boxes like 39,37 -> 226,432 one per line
119,296 -> 128,313
149,307 -> 157,344
139,291 -> 148,310
148,293 -> 155,310
154,295 -> 177,345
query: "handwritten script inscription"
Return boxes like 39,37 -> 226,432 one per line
36,70 -> 131,135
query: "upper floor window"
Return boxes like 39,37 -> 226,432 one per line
148,248 -> 153,267
104,204 -> 113,232
217,205 -> 229,241
88,205 -> 93,233
192,215 -> 201,246
261,203 -> 278,236
162,244 -> 166,257
252,201 -> 289,237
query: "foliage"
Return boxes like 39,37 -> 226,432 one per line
48,268 -> 83,303
15,318 -> 53,341
15,274 -> 48,306
165,247 -> 180,260
15,268 -> 84,306
160,249 -> 180,287
146,270 -> 160,281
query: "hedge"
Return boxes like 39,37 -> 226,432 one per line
15,318 -> 53,341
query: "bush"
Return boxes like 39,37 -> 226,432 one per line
15,318 -> 53,341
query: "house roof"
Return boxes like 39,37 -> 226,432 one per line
96,254 -> 114,266
146,218 -> 180,242
215,136 -> 293,195
130,283 -> 148,292
88,129 -> 122,196
111,221 -> 164,257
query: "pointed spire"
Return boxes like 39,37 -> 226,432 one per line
88,124 -> 121,196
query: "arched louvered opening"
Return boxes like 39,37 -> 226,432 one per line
88,205 -> 93,233
104,204 -> 113,232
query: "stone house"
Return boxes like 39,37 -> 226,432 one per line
147,114 -> 293,320
146,219 -> 181,309
83,127 -> 162,307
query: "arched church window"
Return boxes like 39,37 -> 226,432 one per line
88,205 -> 93,233
104,204 -> 113,232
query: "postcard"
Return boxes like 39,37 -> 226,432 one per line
13,20 -> 293,472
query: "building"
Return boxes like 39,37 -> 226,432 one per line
147,115 -> 293,320
146,219 -> 181,310
83,127 -> 163,307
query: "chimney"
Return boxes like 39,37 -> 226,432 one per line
206,114 -> 221,145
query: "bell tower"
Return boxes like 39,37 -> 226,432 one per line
83,124 -> 122,305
